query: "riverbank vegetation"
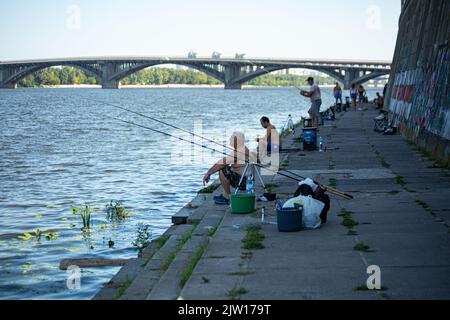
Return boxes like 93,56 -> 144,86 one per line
18,66 -> 335,88
18,67 -> 98,87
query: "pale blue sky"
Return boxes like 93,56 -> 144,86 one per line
0,0 -> 401,61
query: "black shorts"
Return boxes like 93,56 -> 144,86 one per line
222,166 -> 246,190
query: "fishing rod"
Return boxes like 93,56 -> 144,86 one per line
81,96 -> 303,181
106,115 -> 301,182
103,114 -> 353,200
82,96 -> 229,151
82,97 -> 353,199
83,96 -> 304,177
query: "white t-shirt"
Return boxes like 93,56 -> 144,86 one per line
309,84 -> 322,102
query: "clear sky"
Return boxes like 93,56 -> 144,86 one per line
0,0 -> 401,61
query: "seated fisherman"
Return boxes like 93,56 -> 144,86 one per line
202,132 -> 256,205
257,116 -> 282,154
294,178 -> 331,224
374,92 -> 384,109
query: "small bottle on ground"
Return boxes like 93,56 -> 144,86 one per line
246,167 -> 254,194
319,136 -> 324,152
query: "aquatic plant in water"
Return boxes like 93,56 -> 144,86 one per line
18,229 -> 42,241
45,232 -> 58,240
132,223 -> 152,254
71,204 -> 93,230
35,229 -> 42,241
18,233 -> 34,241
106,200 -> 130,221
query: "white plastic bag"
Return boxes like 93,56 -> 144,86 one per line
283,195 -> 324,229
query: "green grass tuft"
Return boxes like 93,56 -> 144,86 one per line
202,277 -> 210,283
242,226 -> 265,250
416,200 -> 430,210
180,244 -> 207,288
432,160 -> 450,169
115,277 -> 133,300
226,288 -> 249,299
395,176 -> 406,187
198,184 -> 220,194
380,157 -> 391,169
339,209 -> 359,229
329,178 -> 337,188
265,183 -> 279,193
163,232 -> 193,271
353,242 -> 372,252
154,235 -> 170,247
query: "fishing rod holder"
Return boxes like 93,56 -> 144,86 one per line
282,114 -> 295,135
235,162 -> 266,195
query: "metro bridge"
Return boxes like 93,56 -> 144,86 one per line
0,56 -> 391,90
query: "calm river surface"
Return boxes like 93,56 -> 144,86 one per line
0,87 -> 378,299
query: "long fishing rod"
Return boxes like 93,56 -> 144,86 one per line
106,115 -> 302,183
82,96 -> 229,151
104,114 -> 353,200
83,97 -> 353,199
83,97 -> 306,179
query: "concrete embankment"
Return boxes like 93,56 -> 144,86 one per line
385,0 -> 449,164
95,107 -> 450,300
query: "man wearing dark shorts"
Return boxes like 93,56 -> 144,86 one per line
221,166 -> 247,191
202,132 -> 256,205
300,77 -> 322,128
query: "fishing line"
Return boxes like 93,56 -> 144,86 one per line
104,115 -> 305,183
102,113 -> 353,199
81,97 -> 353,199
82,96 -> 307,179
82,96 -> 229,151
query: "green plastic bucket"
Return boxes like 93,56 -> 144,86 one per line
230,194 -> 256,214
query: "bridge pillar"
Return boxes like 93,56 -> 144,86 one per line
101,62 -> 121,89
0,83 -> 17,89
224,82 -> 242,90
102,80 -> 121,89
223,64 -> 243,90
343,69 -> 359,90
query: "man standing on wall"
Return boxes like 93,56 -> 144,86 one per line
333,82 -> 343,106
300,77 -> 322,128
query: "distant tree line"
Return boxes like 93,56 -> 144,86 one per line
120,68 -> 221,85
18,67 -> 98,87
18,66 -> 335,87
247,73 -> 334,86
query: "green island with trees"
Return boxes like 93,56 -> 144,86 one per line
18,66 -> 335,88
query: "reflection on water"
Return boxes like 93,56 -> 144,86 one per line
0,87 -> 377,299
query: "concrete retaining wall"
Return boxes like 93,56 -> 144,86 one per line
385,0 -> 450,164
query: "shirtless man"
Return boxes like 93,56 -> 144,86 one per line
333,82 -> 343,105
257,116 -> 281,154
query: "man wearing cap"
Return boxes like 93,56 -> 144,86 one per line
300,77 -> 322,128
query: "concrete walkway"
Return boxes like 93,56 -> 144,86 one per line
95,107 -> 450,300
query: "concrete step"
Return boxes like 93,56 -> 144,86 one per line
119,224 -> 195,300
93,225 -> 180,300
146,207 -> 226,300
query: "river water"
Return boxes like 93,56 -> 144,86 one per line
0,87 -> 378,299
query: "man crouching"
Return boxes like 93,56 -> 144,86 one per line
202,132 -> 256,205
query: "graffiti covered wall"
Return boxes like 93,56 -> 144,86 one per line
386,0 -> 450,163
